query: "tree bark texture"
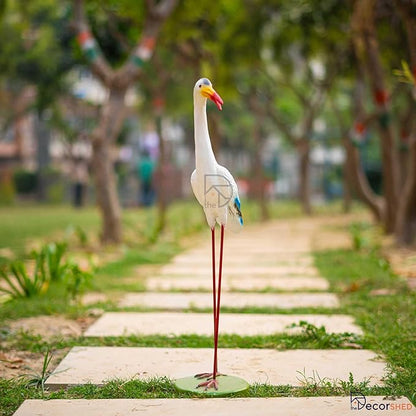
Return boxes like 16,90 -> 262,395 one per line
249,93 -> 269,221
352,0 -> 399,232
154,111 -> 167,237
90,88 -> 127,243
342,148 -> 353,213
394,0 -> 416,245
345,139 -> 384,222
297,139 -> 312,215
395,138 -> 416,245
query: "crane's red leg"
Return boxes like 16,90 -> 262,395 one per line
196,224 -> 225,391
195,227 -> 217,384
213,224 -> 225,377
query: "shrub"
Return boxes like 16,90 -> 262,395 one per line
0,172 -> 15,205
13,169 -> 37,194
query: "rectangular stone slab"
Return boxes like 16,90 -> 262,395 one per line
171,254 -> 314,266
84,312 -> 361,337
119,292 -> 337,309
189,247 -> 311,255
159,265 -> 319,276
14,397 -> 416,416
45,347 -> 384,389
146,276 -> 329,291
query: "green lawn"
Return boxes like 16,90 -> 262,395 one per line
0,206 -> 100,254
315,248 -> 416,404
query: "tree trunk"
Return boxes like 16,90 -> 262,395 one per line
249,93 -> 269,221
90,88 -> 126,243
394,0 -> 416,246
297,139 -> 312,215
155,110 -> 167,237
352,0 -> 399,232
252,123 -> 269,221
345,138 -> 384,222
91,138 -> 122,243
35,112 -> 51,202
395,138 -> 416,245
342,151 -> 353,213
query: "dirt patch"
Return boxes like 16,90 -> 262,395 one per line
383,245 -> 416,290
0,348 -> 68,380
8,316 -> 85,339
1,315 -> 95,380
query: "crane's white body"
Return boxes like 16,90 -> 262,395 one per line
188,78 -> 243,391
191,79 -> 243,231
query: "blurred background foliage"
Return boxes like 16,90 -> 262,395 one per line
0,0 -> 415,245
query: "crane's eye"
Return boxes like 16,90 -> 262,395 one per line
199,85 -> 202,88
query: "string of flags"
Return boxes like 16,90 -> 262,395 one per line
77,30 -> 99,61
373,88 -> 391,129
77,29 -> 156,69
131,37 -> 156,68
351,121 -> 367,147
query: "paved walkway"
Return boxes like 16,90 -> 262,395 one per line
15,218 -> 416,415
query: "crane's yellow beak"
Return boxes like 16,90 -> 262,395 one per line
201,85 -> 223,111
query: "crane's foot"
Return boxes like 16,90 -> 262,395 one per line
196,378 -> 219,391
194,372 -> 223,391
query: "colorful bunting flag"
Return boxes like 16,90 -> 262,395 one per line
351,121 -> 367,147
77,30 -> 98,61
132,37 -> 156,68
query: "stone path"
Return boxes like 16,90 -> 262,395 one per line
13,397 -> 416,416
83,312 -> 360,336
119,291 -> 336,308
15,218 -> 415,415
145,275 -> 329,291
46,347 -> 384,388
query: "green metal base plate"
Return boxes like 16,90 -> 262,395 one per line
174,375 -> 249,396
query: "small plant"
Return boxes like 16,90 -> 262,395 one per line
297,369 -> 372,396
0,260 -> 49,299
65,263 -> 93,300
349,221 -> 383,253
75,226 -> 88,246
42,242 -> 68,281
349,222 -> 369,251
288,321 -> 361,348
21,348 -> 53,396
296,368 -> 332,392
0,240 -> 95,300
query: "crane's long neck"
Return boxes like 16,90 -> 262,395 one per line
194,99 -> 217,171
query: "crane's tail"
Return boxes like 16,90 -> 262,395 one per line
227,197 -> 243,233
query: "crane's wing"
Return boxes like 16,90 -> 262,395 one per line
190,169 -> 205,207
217,165 -> 243,232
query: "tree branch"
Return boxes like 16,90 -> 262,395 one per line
72,0 -> 114,85
115,0 -> 178,87
266,99 -> 297,145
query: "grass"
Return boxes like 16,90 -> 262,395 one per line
0,206 -> 100,257
315,248 -> 416,403
3,326 -> 363,353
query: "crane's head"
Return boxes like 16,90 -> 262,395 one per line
194,78 -> 223,110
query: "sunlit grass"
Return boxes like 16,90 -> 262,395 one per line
315,248 -> 416,404
0,206 -> 100,254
